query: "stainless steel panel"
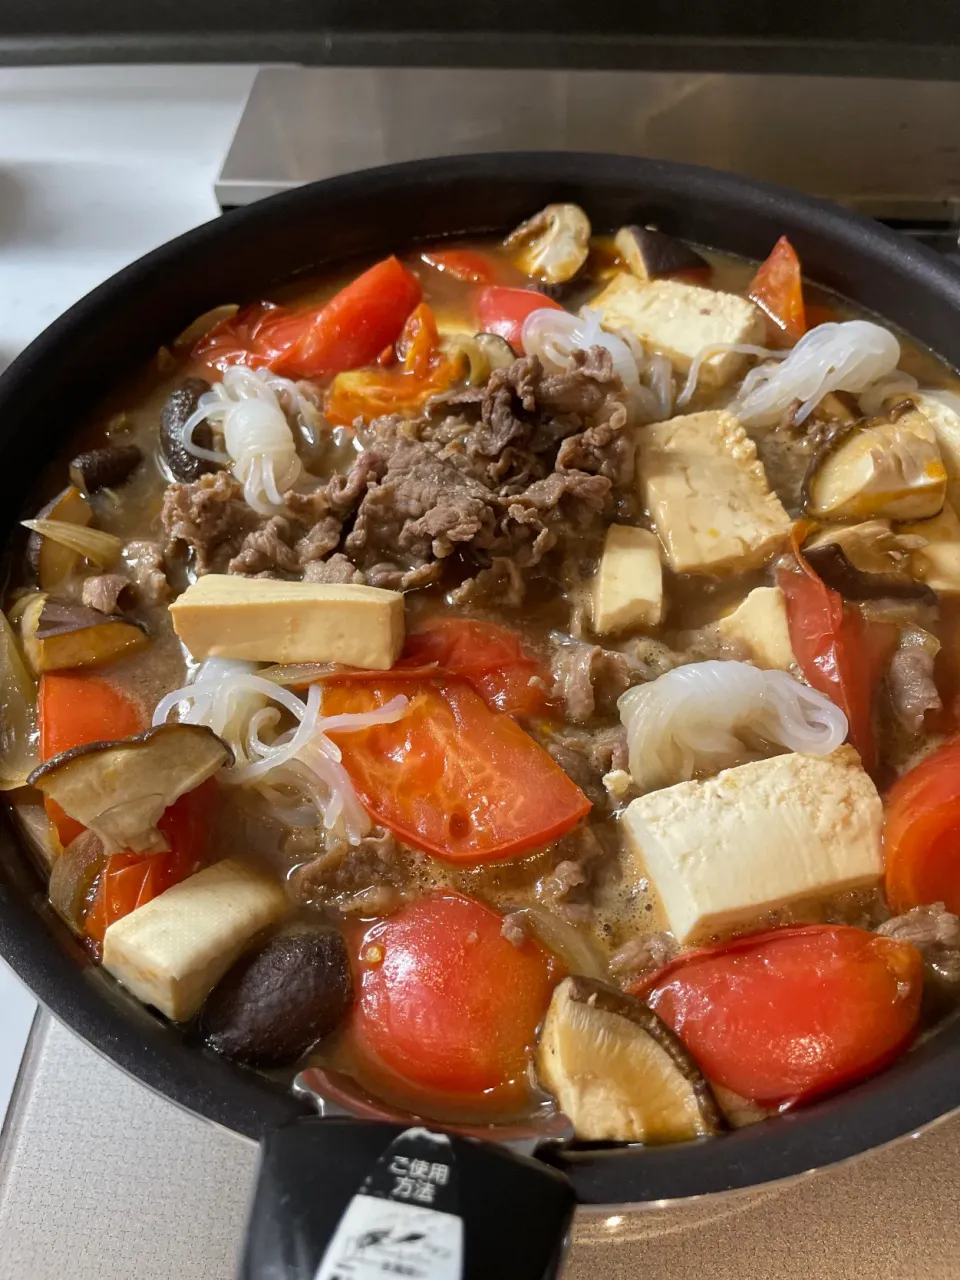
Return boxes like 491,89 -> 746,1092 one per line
4,1013 -> 960,1278
217,66 -> 960,219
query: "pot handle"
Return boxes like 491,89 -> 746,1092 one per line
239,1116 -> 576,1280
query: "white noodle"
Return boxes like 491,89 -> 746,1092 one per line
180,366 -> 307,515
857,371 -> 920,417
153,661 -> 408,845
728,321 -> 901,427
618,660 -> 848,794
676,343 -> 785,410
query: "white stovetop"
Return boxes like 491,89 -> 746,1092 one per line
0,62 -> 258,1117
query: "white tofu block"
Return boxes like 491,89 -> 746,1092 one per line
716,586 -> 796,670
622,747 -> 883,944
636,409 -> 791,575
592,525 -> 663,634
589,273 -> 764,386
901,501 -> 960,595
102,859 -> 288,1021
807,411 -> 946,522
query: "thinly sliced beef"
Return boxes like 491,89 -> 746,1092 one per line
81,573 -> 134,614
887,628 -> 942,736
878,903 -> 960,981
228,516 -> 300,577
535,724 -> 629,807
287,826 -> 403,915
550,638 -> 635,723
304,553 -> 365,584
122,539 -> 170,604
162,471 -> 260,574
609,932 -> 678,980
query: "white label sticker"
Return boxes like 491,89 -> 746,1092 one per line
314,1192 -> 463,1280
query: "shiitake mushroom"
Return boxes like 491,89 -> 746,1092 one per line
200,926 -> 353,1067
69,444 -> 142,494
160,377 -> 218,483
614,225 -> 709,281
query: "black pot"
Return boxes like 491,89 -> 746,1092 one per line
3,153 -> 960,1229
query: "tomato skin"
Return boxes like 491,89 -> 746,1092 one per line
421,248 -> 498,284
39,674 -> 146,847
748,235 -> 806,344
778,555 -> 897,776
633,925 -> 922,1106
83,780 -> 215,946
194,256 -> 422,379
884,738 -> 960,913
351,893 -> 561,1096
476,286 -> 564,352
323,677 -> 589,863
401,618 -> 549,717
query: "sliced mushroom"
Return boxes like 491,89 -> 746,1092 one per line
201,926 -> 353,1067
159,377 -> 217,483
48,829 -> 106,933
26,486 -> 93,591
444,331 -> 517,386
614,226 -> 709,281
505,204 -> 591,285
536,976 -> 723,1143
20,595 -> 148,674
28,723 -> 232,855
69,444 -> 142,494
803,542 -> 937,604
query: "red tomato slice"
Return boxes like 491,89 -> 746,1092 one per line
884,738 -> 960,913
777,543 -> 897,776
194,256 -> 422,379
476,286 -> 564,352
748,235 -> 806,344
421,248 -> 498,284
633,925 -> 922,1106
39,674 -> 146,847
83,780 -> 215,946
351,892 -> 562,1097
323,677 -> 590,863
401,618 -> 549,717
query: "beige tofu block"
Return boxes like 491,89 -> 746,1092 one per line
621,747 -> 883,944
592,525 -> 663,634
589,273 -> 764,386
807,411 -> 947,522
636,409 -> 791,575
102,859 -> 288,1021
901,501 -> 960,594
716,586 -> 796,670
170,576 -> 405,669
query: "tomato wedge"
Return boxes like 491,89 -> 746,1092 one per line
351,892 -> 562,1097
324,303 -> 464,426
401,618 -> 549,717
633,925 -> 922,1107
39,673 -> 146,847
884,738 -> 960,913
421,248 -> 498,284
777,539 -> 897,775
748,235 -> 806,344
83,779 -> 215,946
193,256 -> 422,379
476,286 -> 564,352
323,677 -> 590,863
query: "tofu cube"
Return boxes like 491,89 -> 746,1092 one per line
901,501 -> 960,595
914,392 -> 960,507
621,747 -> 883,944
170,576 -> 405,669
716,586 -> 796,670
589,274 -> 764,387
102,859 -> 288,1021
807,411 -> 947,522
592,525 -> 663,634
636,409 -> 791,575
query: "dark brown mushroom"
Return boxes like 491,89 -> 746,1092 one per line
159,377 -> 218,483
803,542 -> 937,604
69,444 -> 142,494
28,723 -> 232,854
614,226 -> 709,280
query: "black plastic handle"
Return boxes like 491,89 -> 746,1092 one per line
240,1116 -> 576,1280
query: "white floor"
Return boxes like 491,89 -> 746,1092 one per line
0,62 -> 258,1120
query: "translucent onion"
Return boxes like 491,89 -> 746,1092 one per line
0,611 -> 38,789
20,519 -> 122,568
511,905 -> 609,980
728,321 -> 901,428
48,830 -> 105,933
618,660 -> 848,794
